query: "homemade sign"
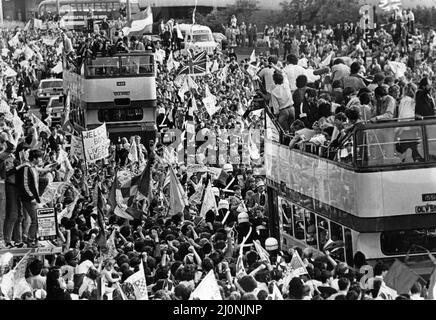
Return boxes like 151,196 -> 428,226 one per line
82,123 -> 110,162
37,208 -> 58,241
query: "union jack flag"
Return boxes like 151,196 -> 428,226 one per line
177,51 -> 207,76
379,0 -> 402,12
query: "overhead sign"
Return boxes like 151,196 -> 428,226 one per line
37,208 -> 58,241
82,123 -> 110,162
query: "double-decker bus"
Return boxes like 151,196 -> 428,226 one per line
265,110 -> 436,277
37,0 -> 142,30
63,50 -> 156,143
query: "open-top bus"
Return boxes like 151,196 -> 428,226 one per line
265,110 -> 436,278
63,50 -> 156,144
37,0 -> 143,30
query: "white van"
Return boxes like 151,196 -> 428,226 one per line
178,24 -> 219,55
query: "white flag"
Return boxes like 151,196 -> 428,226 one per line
190,270 -> 222,300
200,181 -> 218,218
249,49 -> 256,64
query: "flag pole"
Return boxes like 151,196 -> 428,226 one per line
126,0 -> 132,21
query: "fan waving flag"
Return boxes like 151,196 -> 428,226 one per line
289,251 -> 308,276
379,0 -> 402,11
125,6 -> 153,36
177,51 -> 207,76
125,260 -> 148,300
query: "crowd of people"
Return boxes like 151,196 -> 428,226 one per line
0,5 -> 435,301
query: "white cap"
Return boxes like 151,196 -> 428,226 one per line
265,237 -> 279,251
218,199 -> 229,210
238,212 -> 249,224
223,163 -> 233,173
256,180 -> 265,188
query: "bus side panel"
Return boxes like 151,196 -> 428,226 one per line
82,77 -> 156,103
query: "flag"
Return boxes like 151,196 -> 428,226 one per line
190,270 -> 222,300
125,6 -> 153,36
428,267 -> 436,300
23,21 -> 31,31
218,64 -> 229,82
51,61 -> 63,74
387,61 -> 407,79
249,49 -> 256,64
125,261 -> 148,300
95,185 -> 108,250
319,52 -> 334,68
169,166 -> 188,216
188,95 -> 197,116
215,170 -> 229,188
128,139 -> 139,163
384,260 -> 419,295
210,60 -> 219,73
137,152 -> 155,200
0,252 -> 13,278
8,33 -> 20,48
379,0 -> 402,11
289,251 -> 308,276
13,251 -> 32,299
167,51 -> 180,73
62,90 -> 71,126
253,240 -> 270,263
235,254 -> 247,280
112,170 -> 144,221
31,113 -> 51,135
268,282 -> 284,300
177,51 -> 207,76
200,181 -> 218,218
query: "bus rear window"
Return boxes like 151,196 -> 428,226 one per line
381,229 -> 436,255
98,108 -> 143,122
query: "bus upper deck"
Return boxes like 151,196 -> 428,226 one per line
265,112 -> 436,267
63,50 -> 157,142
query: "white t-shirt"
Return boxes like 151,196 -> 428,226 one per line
75,260 -> 95,275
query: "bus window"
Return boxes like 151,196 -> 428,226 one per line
381,228 -> 436,255
426,125 -> 436,161
305,211 -> 317,248
344,228 -> 353,266
330,221 -> 345,262
293,205 -> 305,240
139,56 -> 154,74
98,108 -> 143,122
86,57 -> 119,78
316,215 -> 329,250
357,126 -> 424,166
279,198 -> 293,237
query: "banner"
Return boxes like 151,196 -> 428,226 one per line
82,123 -> 110,162
70,135 -> 84,159
37,208 -> 58,241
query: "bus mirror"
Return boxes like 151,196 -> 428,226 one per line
59,96 -> 64,104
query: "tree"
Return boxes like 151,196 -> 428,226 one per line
279,0 -> 361,26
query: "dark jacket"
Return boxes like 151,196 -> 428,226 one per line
415,88 -> 435,117
16,163 -> 40,203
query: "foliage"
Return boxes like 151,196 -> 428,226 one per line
278,0 -> 361,27
413,6 -> 436,29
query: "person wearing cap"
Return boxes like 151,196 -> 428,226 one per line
220,163 -> 239,192
252,180 -> 267,208
236,210 -> 257,250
